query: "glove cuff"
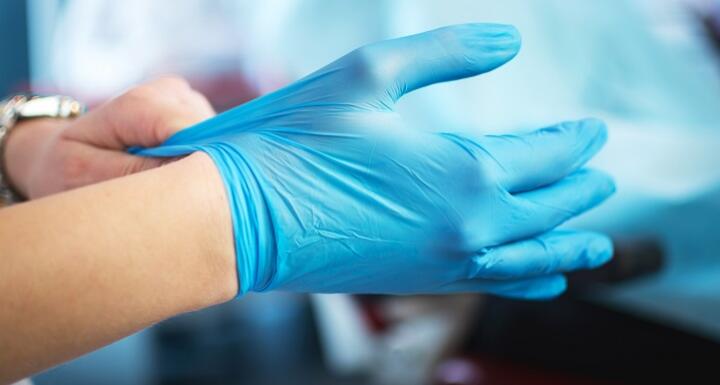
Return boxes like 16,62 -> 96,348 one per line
204,145 -> 277,295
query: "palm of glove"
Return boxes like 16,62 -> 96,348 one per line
140,23 -> 615,298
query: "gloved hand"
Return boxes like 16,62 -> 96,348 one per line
137,23 -> 615,299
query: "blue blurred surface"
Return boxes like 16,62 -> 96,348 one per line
0,0 -> 30,95
240,1 -> 720,338
16,1 -> 720,383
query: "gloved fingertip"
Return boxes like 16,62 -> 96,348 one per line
466,22 -> 521,43
607,172 -> 617,192
587,235 -> 615,268
450,23 -> 521,71
592,169 -> 617,196
564,168 -> 617,204
579,117 -> 609,145
537,118 -> 608,156
535,275 -> 567,299
501,275 -> 567,300
554,118 -> 607,144
594,170 -> 617,201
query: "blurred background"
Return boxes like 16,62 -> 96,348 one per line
3,0 -> 720,384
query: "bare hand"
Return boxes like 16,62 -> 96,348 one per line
3,77 -> 215,199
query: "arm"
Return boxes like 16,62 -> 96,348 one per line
0,152 -> 236,383
0,23 -> 616,383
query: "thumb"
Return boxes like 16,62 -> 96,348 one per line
332,23 -> 521,105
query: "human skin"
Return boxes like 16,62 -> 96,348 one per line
0,24 -> 615,381
3,76 -> 215,199
0,151 -> 237,383
0,76 -> 235,383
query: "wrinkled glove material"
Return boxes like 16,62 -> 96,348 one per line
135,23 -> 615,299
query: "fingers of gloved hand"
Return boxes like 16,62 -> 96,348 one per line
476,118 -> 608,193
338,23 -> 520,105
438,274 -> 567,300
504,169 -> 615,242
467,229 -> 613,280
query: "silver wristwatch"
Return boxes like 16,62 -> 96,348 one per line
0,95 -> 86,205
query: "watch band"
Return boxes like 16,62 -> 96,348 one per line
0,160 -> 18,206
0,95 -> 85,206
0,96 -> 28,206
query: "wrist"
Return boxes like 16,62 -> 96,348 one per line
3,118 -> 65,198
172,152 -> 238,305
0,150 -> 236,379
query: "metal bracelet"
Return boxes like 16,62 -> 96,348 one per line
0,97 -> 26,205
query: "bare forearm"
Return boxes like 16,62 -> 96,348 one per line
0,152 -> 236,383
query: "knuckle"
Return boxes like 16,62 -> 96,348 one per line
465,157 -> 496,191
120,76 -> 193,107
446,148 -> 497,194
346,45 -> 393,91
164,75 -> 191,87
119,87 -> 179,118
119,85 -> 159,107
184,87 -> 210,104
150,75 -> 191,91
177,90 -> 215,118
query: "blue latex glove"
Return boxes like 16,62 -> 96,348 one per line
137,23 -> 615,299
